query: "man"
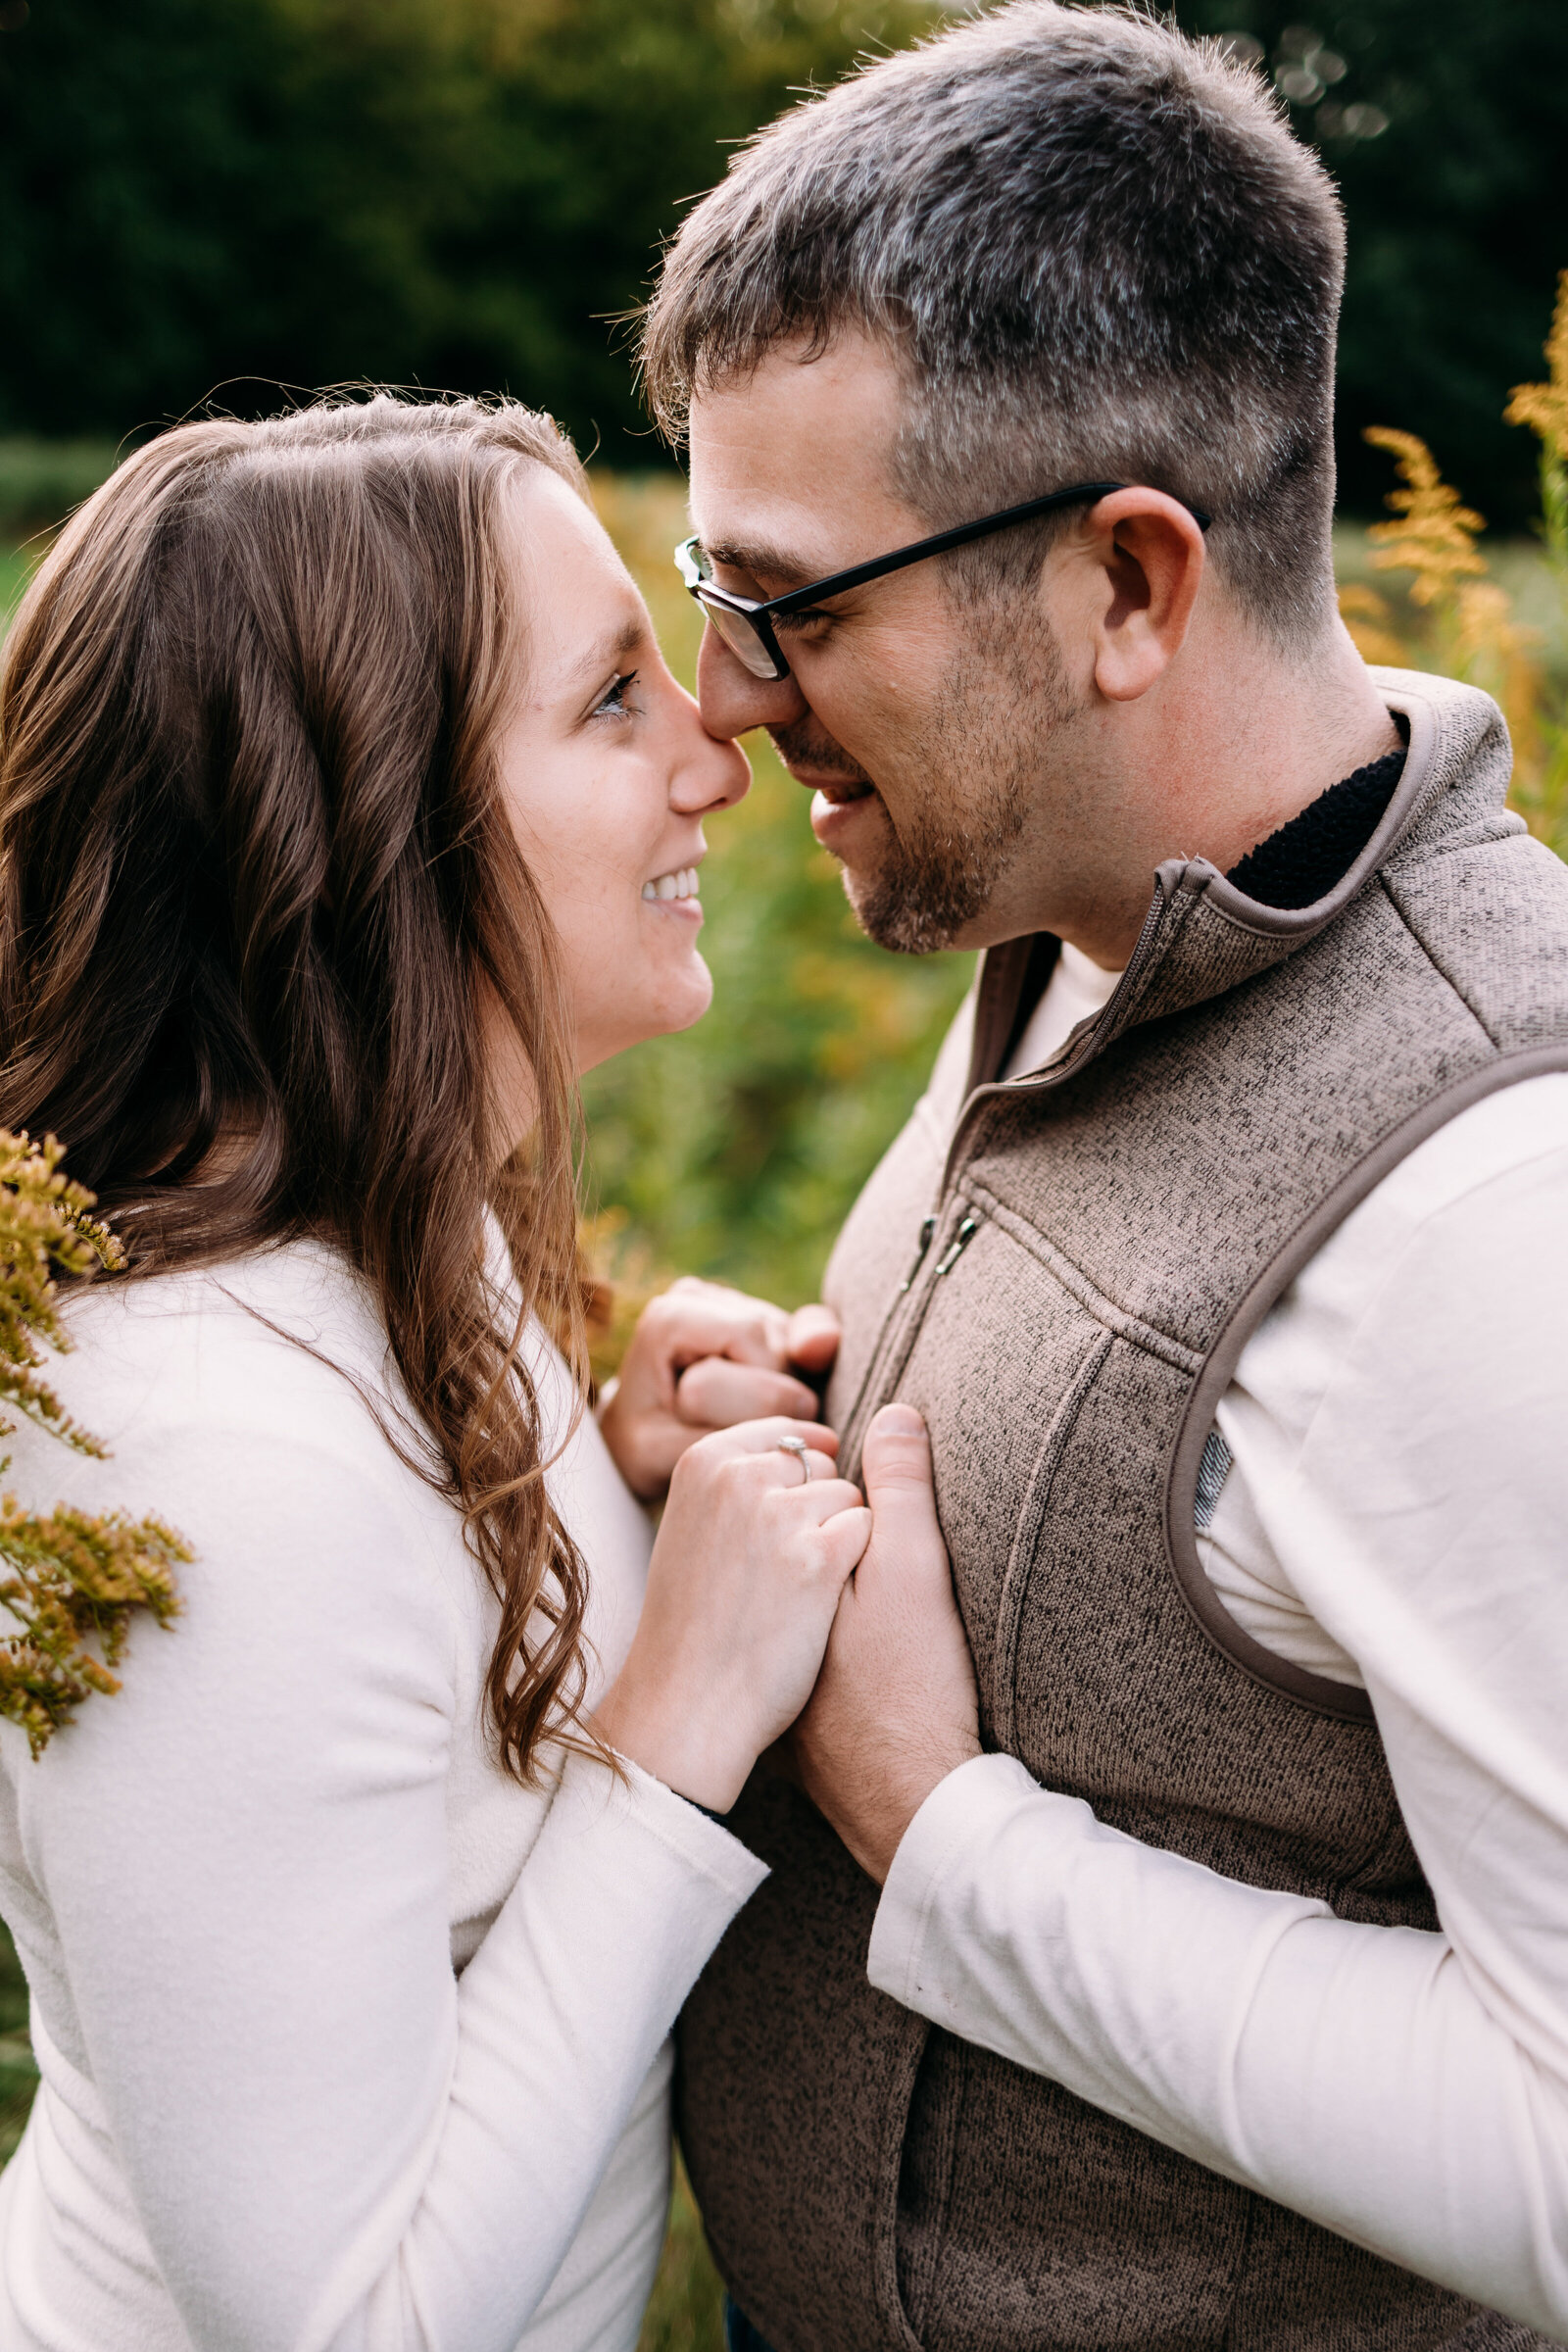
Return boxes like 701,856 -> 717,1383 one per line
631,7 -> 1568,2350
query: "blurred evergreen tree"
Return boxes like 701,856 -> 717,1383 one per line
0,0 -> 930,463
0,0 -> 1562,504
1175,0 -> 1568,525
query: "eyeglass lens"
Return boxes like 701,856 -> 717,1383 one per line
698,595 -> 784,680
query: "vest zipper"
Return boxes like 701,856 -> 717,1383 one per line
941,872 -> 1180,1196
840,1202 -> 986,1469
933,1213 -> 979,1275
899,1215 -> 937,1294
841,875 -> 1187,1472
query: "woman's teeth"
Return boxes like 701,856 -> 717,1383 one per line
641,866 -> 701,903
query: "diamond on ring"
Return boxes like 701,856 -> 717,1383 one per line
777,1436 -> 810,1484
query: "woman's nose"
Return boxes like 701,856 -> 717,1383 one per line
696,619 -> 809,742
670,682 -> 753,813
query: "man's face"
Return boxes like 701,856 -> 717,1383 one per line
686,331 -> 1083,955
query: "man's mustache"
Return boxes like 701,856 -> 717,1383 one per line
764,716 -> 874,789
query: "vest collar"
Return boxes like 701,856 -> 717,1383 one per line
963,668 -> 1516,1101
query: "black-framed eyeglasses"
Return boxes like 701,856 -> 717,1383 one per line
674,479 -> 1212,682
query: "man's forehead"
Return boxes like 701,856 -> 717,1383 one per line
686,337 -> 917,581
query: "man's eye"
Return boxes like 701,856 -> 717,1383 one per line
772,609 -> 832,639
593,670 -> 639,718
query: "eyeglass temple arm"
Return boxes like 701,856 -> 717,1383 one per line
762,480 -> 1211,616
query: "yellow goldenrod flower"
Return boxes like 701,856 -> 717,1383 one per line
0,1131 -> 188,1757
1363,427 -> 1489,608
1505,270 -> 1568,466
1336,583 -> 1410,668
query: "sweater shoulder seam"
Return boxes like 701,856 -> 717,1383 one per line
1375,869 -> 1506,1052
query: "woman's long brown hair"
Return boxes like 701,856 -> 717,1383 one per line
0,394 -> 599,1782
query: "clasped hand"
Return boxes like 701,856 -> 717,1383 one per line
596,1281 -> 980,1881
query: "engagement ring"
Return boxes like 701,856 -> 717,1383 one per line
776,1436 -> 810,1484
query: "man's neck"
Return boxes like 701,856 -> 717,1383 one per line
1015,617 -> 1403,971
1188,630 -> 1404,874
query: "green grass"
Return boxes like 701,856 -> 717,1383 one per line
1,545 -> 35,628
0,439 -> 120,543
638,2155 -> 727,2352
0,1923 -> 37,2168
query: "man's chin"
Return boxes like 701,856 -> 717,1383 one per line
806,780 -> 991,956
840,858 -> 978,957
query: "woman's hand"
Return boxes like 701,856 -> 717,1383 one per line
792,1404 -> 981,1884
598,1278 -> 840,1501
593,1418 -> 870,1812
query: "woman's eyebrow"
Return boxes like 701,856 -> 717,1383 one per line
567,614 -> 645,686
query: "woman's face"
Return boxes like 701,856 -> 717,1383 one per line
494,469 -> 750,1079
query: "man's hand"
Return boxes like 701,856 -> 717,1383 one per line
792,1402 -> 981,1883
598,1276 -> 840,1501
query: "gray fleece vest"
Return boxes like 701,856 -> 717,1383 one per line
676,670 -> 1568,2352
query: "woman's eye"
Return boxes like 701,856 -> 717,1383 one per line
593,670 -> 640,719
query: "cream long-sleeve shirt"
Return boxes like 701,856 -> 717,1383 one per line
870,957 -> 1568,2334
0,1239 -> 765,2352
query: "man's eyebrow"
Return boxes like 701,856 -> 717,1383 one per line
702,538 -> 822,593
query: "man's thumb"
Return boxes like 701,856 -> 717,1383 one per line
860,1404 -> 941,1558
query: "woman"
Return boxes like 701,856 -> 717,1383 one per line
0,394 -> 871,2351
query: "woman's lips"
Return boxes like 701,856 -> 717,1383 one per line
640,861 -> 705,921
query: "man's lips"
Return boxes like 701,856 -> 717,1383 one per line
763,722 -> 879,843
764,719 -> 874,802
792,773 -> 876,806
809,783 -> 886,852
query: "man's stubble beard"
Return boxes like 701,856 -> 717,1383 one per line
771,605 -> 1077,956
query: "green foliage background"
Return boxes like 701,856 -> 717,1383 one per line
0,0 -> 1564,518
0,0 -> 936,467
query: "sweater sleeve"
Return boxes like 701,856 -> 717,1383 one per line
25,1424 -> 764,2352
868,1100 -> 1568,2340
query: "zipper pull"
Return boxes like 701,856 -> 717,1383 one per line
899,1215 -> 937,1293
934,1214 -> 979,1276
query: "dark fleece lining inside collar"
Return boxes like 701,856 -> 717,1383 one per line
1226,745 -> 1408,910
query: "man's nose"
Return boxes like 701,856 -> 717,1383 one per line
696,621 -> 809,740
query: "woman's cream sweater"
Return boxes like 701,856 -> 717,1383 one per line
0,1239 -> 764,2352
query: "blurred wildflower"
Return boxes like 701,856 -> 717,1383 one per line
0,1500 -> 187,1760
1354,383 -> 1567,854
0,1130 -> 122,1457
1336,583 -> 1408,668
1364,427 -> 1489,607
1503,273 -> 1568,844
0,1131 -> 187,1756
1506,270 -> 1568,477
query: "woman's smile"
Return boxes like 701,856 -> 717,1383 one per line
641,862 -> 704,909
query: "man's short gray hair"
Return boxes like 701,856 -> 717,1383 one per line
642,2 -> 1347,647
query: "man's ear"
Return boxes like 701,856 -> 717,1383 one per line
1077,489 -> 1206,703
